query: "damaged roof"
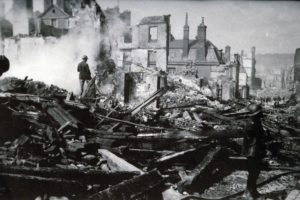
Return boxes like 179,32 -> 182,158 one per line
39,4 -> 71,19
169,39 -> 224,64
139,16 -> 167,25
169,39 -> 215,50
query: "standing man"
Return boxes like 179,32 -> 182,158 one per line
77,55 -> 91,96
243,103 -> 266,199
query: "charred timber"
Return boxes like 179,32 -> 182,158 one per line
177,146 -> 223,193
0,164 -> 137,185
88,170 -> 164,200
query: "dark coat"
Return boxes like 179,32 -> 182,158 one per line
243,119 -> 266,158
77,61 -> 91,80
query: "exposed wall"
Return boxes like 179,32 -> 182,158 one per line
294,48 -> 300,82
116,16 -> 169,105
41,18 -> 69,29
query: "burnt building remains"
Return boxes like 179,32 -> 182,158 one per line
168,14 -> 225,77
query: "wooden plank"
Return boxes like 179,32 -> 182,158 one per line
98,149 -> 144,174
0,164 -> 137,185
0,92 -> 47,103
96,114 -> 165,131
177,146 -> 222,193
89,170 -> 164,200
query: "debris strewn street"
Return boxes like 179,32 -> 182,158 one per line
0,0 -> 300,200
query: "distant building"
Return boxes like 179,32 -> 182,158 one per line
167,14 -> 225,78
103,7 -> 131,26
0,19 -> 13,39
0,1 -> 13,39
38,3 -> 71,37
294,48 -> 300,82
44,0 -> 79,15
240,47 -> 256,87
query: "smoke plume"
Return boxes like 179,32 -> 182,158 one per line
2,1 -> 127,94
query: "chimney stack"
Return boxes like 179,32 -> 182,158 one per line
294,48 -> 300,82
225,45 -> 231,63
182,12 -> 189,58
251,46 -> 256,60
196,17 -> 207,62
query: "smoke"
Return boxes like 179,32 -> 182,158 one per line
3,6 -> 101,93
2,0 -> 128,94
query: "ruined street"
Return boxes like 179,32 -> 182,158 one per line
0,0 -> 299,200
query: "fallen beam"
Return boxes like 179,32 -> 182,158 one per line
96,104 -> 120,127
108,87 -> 167,132
96,114 -> 165,131
177,146 -> 223,193
0,92 -> 47,103
44,101 -> 81,128
88,170 -> 164,200
130,87 -> 167,117
98,149 -> 144,174
64,100 -> 88,110
0,173 -> 86,199
0,164 -> 137,185
149,145 -> 211,170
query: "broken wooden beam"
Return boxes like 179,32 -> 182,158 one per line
63,100 -> 88,110
130,87 -> 167,117
0,173 -> 86,199
177,146 -> 223,193
0,92 -> 47,103
88,170 -> 164,200
44,101 -> 81,128
95,114 -> 165,131
96,104 -> 120,127
98,149 -> 144,174
82,76 -> 96,98
149,144 -> 211,170
12,111 -> 45,121
191,106 -> 234,123
107,87 -> 167,132
0,164 -> 137,185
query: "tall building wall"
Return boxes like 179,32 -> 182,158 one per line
294,48 -> 300,82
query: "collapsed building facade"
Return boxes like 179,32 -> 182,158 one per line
115,15 -> 170,105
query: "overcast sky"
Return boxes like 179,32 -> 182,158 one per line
96,0 -> 300,55
12,0 -> 300,55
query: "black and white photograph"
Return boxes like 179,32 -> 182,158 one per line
0,0 -> 299,199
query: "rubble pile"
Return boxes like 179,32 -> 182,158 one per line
0,77 -> 299,200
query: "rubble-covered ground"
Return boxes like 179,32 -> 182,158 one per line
0,76 -> 299,200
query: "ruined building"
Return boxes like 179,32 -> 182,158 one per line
294,48 -> 300,83
38,0 -> 72,37
240,47 -> 257,88
0,1 -> 13,39
168,14 -> 225,77
44,0 -> 79,15
117,15 -> 170,104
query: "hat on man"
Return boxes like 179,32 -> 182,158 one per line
247,103 -> 262,117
